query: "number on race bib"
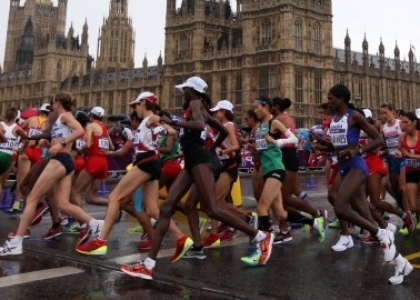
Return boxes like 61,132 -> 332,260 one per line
331,134 -> 348,147
76,140 -> 86,150
0,140 -> 18,150
28,128 -> 43,138
99,138 -> 110,149
255,138 -> 267,151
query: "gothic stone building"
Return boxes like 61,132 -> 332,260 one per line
1,0 -> 420,128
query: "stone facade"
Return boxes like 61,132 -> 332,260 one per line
1,0 -> 420,127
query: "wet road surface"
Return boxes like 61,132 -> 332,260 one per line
0,172 -> 420,300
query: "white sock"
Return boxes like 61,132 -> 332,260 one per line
10,236 -> 23,246
269,225 -> 280,232
394,254 -> 405,266
88,218 -> 98,229
144,257 -> 156,269
375,228 -> 386,240
252,230 -> 266,243
150,218 -> 157,227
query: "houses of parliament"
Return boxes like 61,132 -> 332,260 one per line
1,0 -> 420,127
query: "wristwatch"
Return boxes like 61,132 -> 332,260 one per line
60,140 -> 67,147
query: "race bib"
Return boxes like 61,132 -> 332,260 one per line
406,159 -> 420,169
386,137 -> 399,150
255,138 -> 267,151
75,139 -> 86,150
98,138 -> 110,149
330,133 -> 348,147
0,140 -> 18,150
133,132 -> 140,146
153,126 -> 167,136
200,129 -> 207,142
28,128 -> 43,138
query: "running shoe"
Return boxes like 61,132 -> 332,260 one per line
313,217 -> 326,243
349,225 -> 362,236
360,234 -> 377,244
182,247 -> 206,260
170,235 -> 193,263
199,217 -> 208,235
389,258 -> 413,285
139,232 -> 150,242
8,228 -> 30,239
77,225 -> 90,245
240,249 -> 261,267
0,240 -> 22,256
137,238 -> 152,250
258,231 -> 274,265
379,230 -> 396,262
76,238 -> 107,255
9,200 -> 21,213
42,226 -> 63,240
398,227 -> 409,236
272,231 -> 293,245
217,223 -> 228,233
387,223 -> 397,235
120,262 -> 154,280
219,229 -> 238,241
202,233 -> 221,249
402,213 -> 415,233
31,201 -> 49,226
331,235 -> 354,252
127,225 -> 143,233
63,221 -> 81,234
328,218 -> 340,229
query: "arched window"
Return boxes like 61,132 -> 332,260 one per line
313,23 -> 321,54
294,19 -> 302,51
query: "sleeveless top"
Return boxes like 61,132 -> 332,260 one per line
0,122 -> 18,155
329,110 -> 360,149
255,118 -> 285,175
51,114 -> 72,139
87,121 -> 110,156
133,116 -> 159,154
382,119 -> 402,156
179,108 -> 207,154
359,128 -> 380,159
278,112 -> 297,148
160,135 -> 180,162
216,121 -> 237,160
401,131 -> 420,171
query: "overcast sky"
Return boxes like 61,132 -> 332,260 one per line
0,0 -> 419,69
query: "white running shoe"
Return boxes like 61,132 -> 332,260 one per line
389,259 -> 413,285
0,240 -> 23,256
387,223 -> 397,235
379,230 -> 396,262
331,235 -> 354,252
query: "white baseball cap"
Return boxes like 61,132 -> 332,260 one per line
129,91 -> 157,108
415,108 -> 420,119
210,100 -> 234,113
175,76 -> 208,94
91,106 -> 105,118
362,108 -> 373,119
39,103 -> 50,112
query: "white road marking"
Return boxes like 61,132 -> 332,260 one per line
0,267 -> 84,288
109,236 -> 250,265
